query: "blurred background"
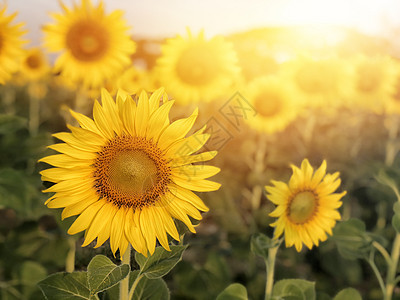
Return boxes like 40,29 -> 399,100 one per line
2,1 -> 400,299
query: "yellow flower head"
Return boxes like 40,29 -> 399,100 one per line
43,0 -> 136,89
266,159 -> 346,252
245,76 -> 298,134
155,29 -> 240,104
0,6 -> 25,84
39,88 -> 220,256
281,55 -> 349,107
347,54 -> 399,113
19,48 -> 50,81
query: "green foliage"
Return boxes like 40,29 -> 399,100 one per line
216,283 -> 248,300
38,255 -> 130,300
87,255 -> 129,295
272,279 -> 315,300
38,272 -> 95,300
332,219 -> 376,260
333,288 -> 362,300
135,245 -> 187,279
106,270 -> 170,300
250,232 -> 276,259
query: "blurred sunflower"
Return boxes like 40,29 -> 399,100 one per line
40,88 -> 220,256
0,6 -> 25,84
245,76 -> 298,134
111,66 -> 156,95
155,29 -> 240,104
19,48 -> 50,81
266,159 -> 346,252
348,55 -> 399,113
281,55 -> 348,107
43,0 -> 135,89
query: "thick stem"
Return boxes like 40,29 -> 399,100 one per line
65,237 -> 76,273
265,241 -> 281,300
120,247 -> 131,300
385,233 -> 400,300
120,246 -> 131,300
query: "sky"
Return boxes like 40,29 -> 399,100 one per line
7,0 -> 400,46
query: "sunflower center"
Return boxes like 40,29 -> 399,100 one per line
66,20 -> 110,62
288,191 -> 318,224
176,46 -> 219,85
93,136 -> 171,209
26,54 -> 42,69
254,92 -> 283,117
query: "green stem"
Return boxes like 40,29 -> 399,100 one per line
368,249 -> 386,296
385,233 -> 400,300
65,237 -> 76,273
373,241 -> 392,267
265,240 -> 282,300
120,246 -> 131,300
128,274 -> 144,300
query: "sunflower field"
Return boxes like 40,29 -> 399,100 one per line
1,1 -> 400,300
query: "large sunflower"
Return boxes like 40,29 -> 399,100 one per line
155,29 -> 240,104
266,159 -> 346,252
245,76 -> 299,134
0,6 -> 25,84
43,0 -> 135,89
40,88 -> 220,256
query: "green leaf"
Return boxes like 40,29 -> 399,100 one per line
216,283 -> 248,300
394,202 -> 400,215
0,114 -> 27,134
333,288 -> 362,300
87,255 -> 130,295
250,233 -> 276,259
272,279 -> 316,300
392,214 -> 400,233
332,219 -> 372,260
376,169 -> 400,201
130,271 -> 170,300
135,245 -> 187,279
38,271 -> 95,300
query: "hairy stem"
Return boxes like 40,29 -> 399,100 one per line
120,246 -> 131,300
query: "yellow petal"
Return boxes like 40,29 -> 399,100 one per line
82,201 -> 116,247
171,176 -> 221,192
67,200 -> 105,235
157,108 -> 198,149
168,184 -> 209,212
135,90 -> 149,137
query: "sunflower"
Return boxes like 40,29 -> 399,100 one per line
39,88 -> 220,256
155,29 -> 240,104
0,6 -> 25,84
245,76 -> 299,134
266,159 -> 346,252
19,48 -> 50,81
280,55 -> 349,107
43,0 -> 135,89
347,55 -> 399,113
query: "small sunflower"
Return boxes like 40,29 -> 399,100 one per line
0,6 -> 25,84
19,48 -> 50,81
39,88 -> 220,256
266,159 -> 346,252
155,29 -> 240,104
43,0 -> 135,89
245,76 -> 299,134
